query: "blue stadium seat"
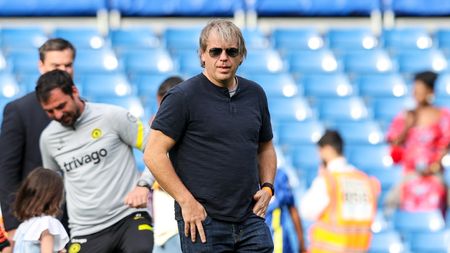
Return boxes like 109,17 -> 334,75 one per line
242,28 -> 270,49
302,73 -> 353,98
287,49 -> 341,76
371,211 -> 392,234
163,26 -> 202,53
277,120 -> 325,146
53,27 -> 106,49
327,27 -> 379,51
435,73 -> 450,97
131,72 -> 180,107
435,96 -> 450,110
346,144 -> 393,171
0,0 -> 106,16
110,27 -> 160,51
435,28 -> 450,55
316,97 -> 370,122
389,0 -> 450,16
271,28 -> 324,53
122,48 -> 175,76
254,0 -> 379,16
383,28 -> 433,51
110,0 -> 244,17
1,27 -> 48,51
172,49 -> 202,76
356,73 -> 408,98
0,72 -> 22,99
17,73 -> 40,93
393,210 -> 445,241
94,95 -> 145,120
290,144 -> 321,170
268,96 -> 313,122
133,148 -> 146,173
75,48 -> 123,74
370,97 -> 411,126
409,230 -> 450,253
365,165 -> 402,193
0,52 -> 9,72
332,120 -> 384,145
6,49 -> 40,76
251,73 -> 300,98
368,230 -> 407,253
240,49 -> 284,74
81,73 -> 135,100
343,49 -> 397,74
395,49 -> 448,74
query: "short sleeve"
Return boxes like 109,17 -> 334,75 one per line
15,216 -> 69,251
151,89 -> 188,142
109,106 -> 149,151
257,87 -> 273,143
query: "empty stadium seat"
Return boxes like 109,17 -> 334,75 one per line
0,0 -> 106,16
172,49 -> 202,76
6,49 -> 40,76
302,73 -> 353,98
327,27 -> 379,51
75,48 -> 123,74
289,144 -> 321,187
0,72 -> 22,99
122,48 -> 175,76
277,120 -> 325,146
435,28 -> 450,54
395,49 -> 448,73
368,230 -> 407,253
251,73 -> 301,98
131,72 -> 180,105
389,0 -> 450,16
240,48 -> 284,74
435,96 -> 450,110
356,73 -> 408,98
393,210 -> 445,241
383,28 -> 433,51
163,26 -> 202,53
81,73 -> 135,100
1,27 -> 48,52
409,230 -> 450,253
332,120 -> 384,145
435,73 -> 450,97
53,27 -> 106,49
110,27 -> 160,51
254,0 -> 379,16
369,97 -> 411,127
316,96 -> 371,122
268,96 -> 313,122
110,0 -> 244,17
287,49 -> 341,76
271,28 -> 324,53
343,49 -> 397,74
94,95 -> 145,120
365,165 -> 402,194
346,144 -> 393,171
242,28 -> 270,49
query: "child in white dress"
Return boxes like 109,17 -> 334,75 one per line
12,167 -> 69,253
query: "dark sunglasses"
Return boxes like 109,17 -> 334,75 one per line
208,47 -> 240,58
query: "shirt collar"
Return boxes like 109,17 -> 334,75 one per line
326,157 -> 353,172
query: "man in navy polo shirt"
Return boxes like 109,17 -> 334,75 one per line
144,19 -> 277,253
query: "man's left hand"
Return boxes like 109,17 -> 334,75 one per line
252,189 -> 272,218
124,186 -> 150,208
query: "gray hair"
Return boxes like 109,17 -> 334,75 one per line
198,19 -> 247,67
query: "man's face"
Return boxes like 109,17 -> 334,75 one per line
41,87 -> 81,127
200,31 -> 243,87
39,49 -> 75,77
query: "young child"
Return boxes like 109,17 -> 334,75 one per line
12,167 -> 69,253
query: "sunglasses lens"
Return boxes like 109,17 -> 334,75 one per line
226,48 -> 239,57
209,48 -> 223,57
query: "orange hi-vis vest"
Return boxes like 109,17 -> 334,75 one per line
310,169 -> 379,253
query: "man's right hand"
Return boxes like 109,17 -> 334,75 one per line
180,198 -> 207,243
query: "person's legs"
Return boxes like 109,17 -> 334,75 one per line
117,212 -> 154,253
235,213 -> 274,253
153,235 -> 182,253
177,216 -> 234,253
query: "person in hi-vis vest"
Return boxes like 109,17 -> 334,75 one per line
300,130 -> 380,253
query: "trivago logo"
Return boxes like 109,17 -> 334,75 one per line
63,148 -> 108,172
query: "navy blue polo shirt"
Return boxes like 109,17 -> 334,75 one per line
151,73 -> 273,222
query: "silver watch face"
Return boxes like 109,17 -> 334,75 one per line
137,180 -> 149,187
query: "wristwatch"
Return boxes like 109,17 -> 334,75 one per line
261,182 -> 275,196
137,179 -> 152,191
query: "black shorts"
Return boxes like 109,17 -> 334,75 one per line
67,212 -> 154,253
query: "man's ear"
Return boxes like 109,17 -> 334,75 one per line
38,60 -> 45,74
